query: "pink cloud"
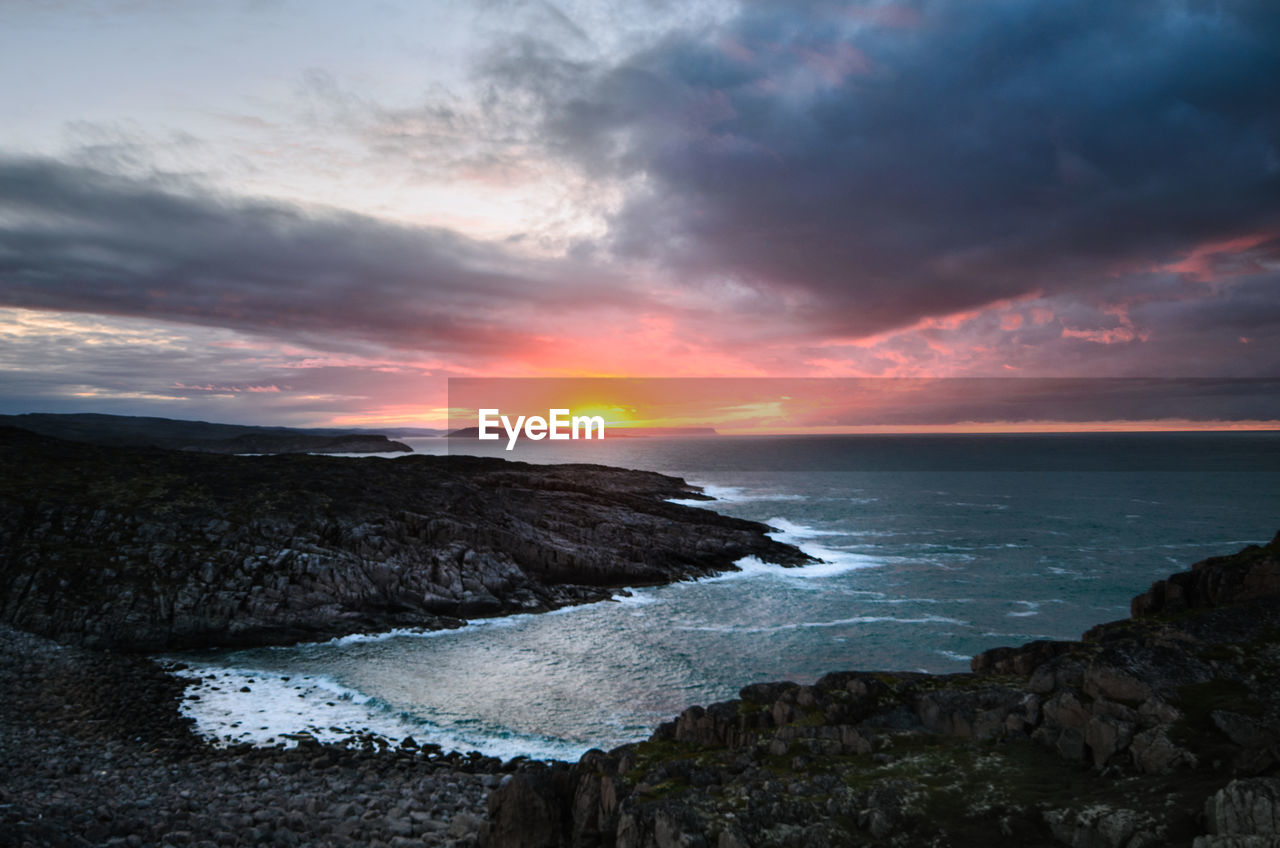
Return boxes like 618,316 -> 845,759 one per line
172,382 -> 283,393
1156,232 -> 1276,282
1030,307 -> 1055,326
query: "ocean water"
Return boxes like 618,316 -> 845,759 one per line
172,434 -> 1280,760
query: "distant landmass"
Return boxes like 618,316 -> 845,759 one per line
446,425 -> 718,438
0,413 -> 419,454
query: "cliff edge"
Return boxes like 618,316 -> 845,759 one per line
485,534 -> 1280,848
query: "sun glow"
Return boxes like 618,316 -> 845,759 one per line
566,404 -> 635,427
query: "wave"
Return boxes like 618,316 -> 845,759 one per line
934,650 -> 972,662
170,664 -> 598,761
284,589 -> 659,650
704,551 -> 880,583
866,597 -> 973,605
674,614 -> 969,634
1005,599 -> 1065,618
679,483 -> 811,504
764,517 -> 846,538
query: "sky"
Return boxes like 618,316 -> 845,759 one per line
0,0 -> 1277,429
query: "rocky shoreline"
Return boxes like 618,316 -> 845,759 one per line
0,427 -> 810,650
3,426 -> 1278,846
486,533 -> 1280,848
0,623 -> 502,848
4,537 -> 1277,848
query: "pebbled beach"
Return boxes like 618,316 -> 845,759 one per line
0,622 -> 501,848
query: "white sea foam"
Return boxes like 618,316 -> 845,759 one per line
665,497 -> 718,508
1006,599 -> 1064,618
1046,566 -> 1099,581
173,664 -> 420,746
703,550 -> 879,583
171,664 -> 593,761
763,517 -> 845,537
934,650 -> 972,662
674,614 -> 968,634
753,518 -> 890,578
672,484 -> 811,505
614,589 -> 660,607
289,592 -> 639,649
317,618 -> 520,649
867,597 -> 973,605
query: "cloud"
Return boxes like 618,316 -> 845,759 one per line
0,156 -> 634,357
491,0 -> 1280,337
2,1 -> 1278,425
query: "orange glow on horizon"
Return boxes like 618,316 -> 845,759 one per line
717,419 -> 1280,435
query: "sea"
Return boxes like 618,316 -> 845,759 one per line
170,433 -> 1280,761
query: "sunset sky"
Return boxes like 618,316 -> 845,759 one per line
1,1 -> 1277,429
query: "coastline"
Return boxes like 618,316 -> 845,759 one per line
0,623 -> 501,847
2,537 -> 1277,845
485,533 -> 1280,847
3,429 -> 1279,845
0,427 -> 811,652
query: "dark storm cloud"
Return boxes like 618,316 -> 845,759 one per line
491,0 -> 1280,337
0,157 -> 621,354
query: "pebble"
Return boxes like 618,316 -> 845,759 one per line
0,625 -> 498,847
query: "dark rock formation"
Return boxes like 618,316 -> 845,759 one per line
0,427 -> 811,651
178,432 -> 413,454
484,534 -> 1280,848
1130,533 -> 1280,617
0,411 -> 415,454
0,623 -> 501,847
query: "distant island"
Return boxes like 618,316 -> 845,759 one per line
0,412 -> 424,454
447,425 -> 718,438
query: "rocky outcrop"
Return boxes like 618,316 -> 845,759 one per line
179,432 -> 413,454
1197,779 -> 1280,847
1131,535 -> 1280,617
0,411 -> 415,454
0,427 -> 811,650
484,535 -> 1280,848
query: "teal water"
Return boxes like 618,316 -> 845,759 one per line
173,435 -> 1280,760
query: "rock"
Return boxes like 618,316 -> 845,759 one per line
1084,716 -> 1136,768
450,811 -> 486,838
970,640 -> 1079,676
484,766 -> 571,848
1132,533 -> 1280,617
1211,711 -> 1279,749
1083,664 -> 1152,704
1203,779 -> 1280,838
0,427 -> 812,650
1192,837 -> 1280,847
913,686 -> 1026,740
1129,728 -> 1197,775
1043,806 -> 1160,848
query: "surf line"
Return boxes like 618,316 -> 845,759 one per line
477,408 -> 606,450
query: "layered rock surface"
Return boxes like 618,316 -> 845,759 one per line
0,623 -> 502,848
485,534 -> 1280,848
0,411 -> 414,454
0,427 -> 810,650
